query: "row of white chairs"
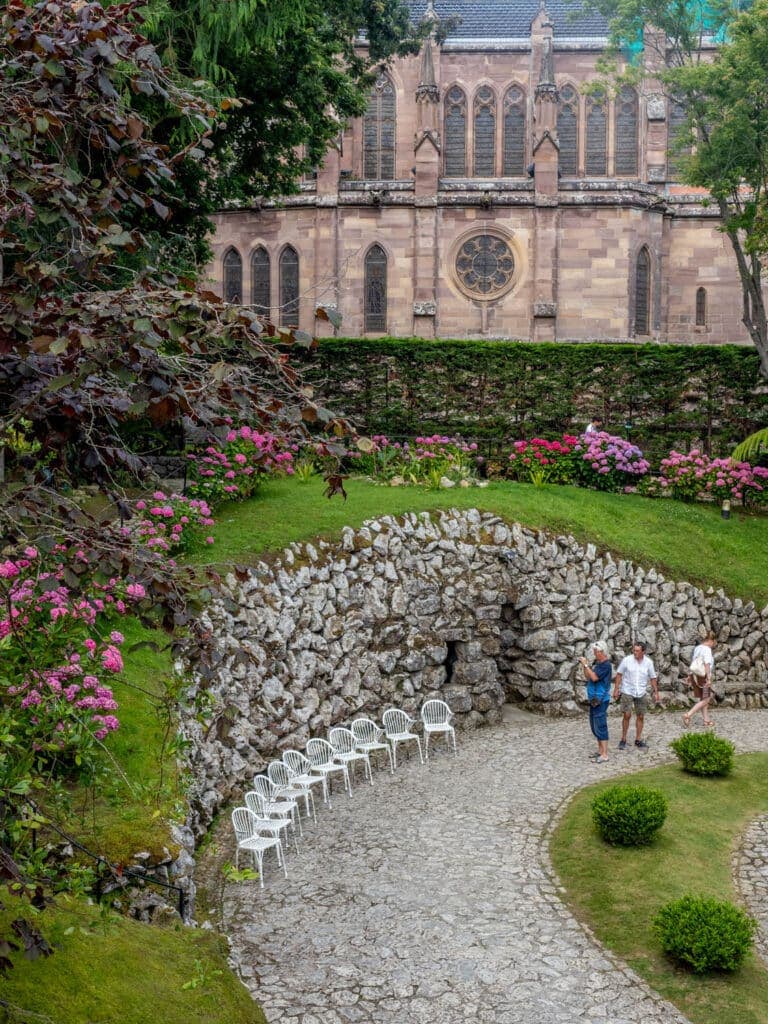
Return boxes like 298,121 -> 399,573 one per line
232,700 -> 458,886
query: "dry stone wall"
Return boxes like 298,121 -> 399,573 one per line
182,509 -> 768,835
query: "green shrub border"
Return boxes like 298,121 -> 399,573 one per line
299,339 -> 767,461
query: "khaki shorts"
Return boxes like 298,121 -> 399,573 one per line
619,693 -> 649,714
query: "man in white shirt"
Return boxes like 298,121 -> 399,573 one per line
613,641 -> 659,750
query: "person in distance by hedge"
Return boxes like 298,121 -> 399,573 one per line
613,641 -> 659,750
683,632 -> 717,729
584,415 -> 604,435
579,640 -> 613,764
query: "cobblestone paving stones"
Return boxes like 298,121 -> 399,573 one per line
736,813 -> 768,968
222,708 -> 768,1024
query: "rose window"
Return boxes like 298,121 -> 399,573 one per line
455,235 -> 516,297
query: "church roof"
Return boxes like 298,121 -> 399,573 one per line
408,1 -> 609,40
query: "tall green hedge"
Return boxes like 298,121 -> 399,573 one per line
298,339 -> 767,460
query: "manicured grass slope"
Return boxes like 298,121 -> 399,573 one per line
190,477 -> 768,604
550,755 -> 768,1024
0,897 -> 266,1024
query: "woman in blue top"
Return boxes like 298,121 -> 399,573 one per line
579,640 -> 613,764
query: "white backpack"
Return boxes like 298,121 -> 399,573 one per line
690,654 -> 708,678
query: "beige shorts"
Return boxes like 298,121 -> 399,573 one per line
619,693 -> 649,714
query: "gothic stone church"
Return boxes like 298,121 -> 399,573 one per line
207,0 -> 749,345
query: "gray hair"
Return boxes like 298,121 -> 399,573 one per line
591,640 -> 610,656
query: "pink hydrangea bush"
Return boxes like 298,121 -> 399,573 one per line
0,547 -> 146,772
573,432 -> 651,492
352,433 -> 479,485
187,425 -> 295,505
655,450 -> 768,506
507,435 -> 579,484
131,491 -> 215,553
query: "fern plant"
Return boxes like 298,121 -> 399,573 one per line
731,427 -> 768,463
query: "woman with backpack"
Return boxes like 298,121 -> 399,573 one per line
683,632 -> 717,728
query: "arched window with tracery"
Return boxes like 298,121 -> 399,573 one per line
444,85 -> 467,177
250,247 -> 270,318
696,287 -> 707,327
223,247 -> 242,303
364,245 -> 387,332
634,247 -> 651,335
615,86 -> 639,175
279,246 -> 299,326
503,85 -> 526,176
473,86 -> 496,176
585,88 -> 607,176
363,73 -> 396,179
558,84 -> 579,176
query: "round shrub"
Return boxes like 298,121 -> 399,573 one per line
654,895 -> 756,973
591,784 -> 668,846
670,732 -> 734,776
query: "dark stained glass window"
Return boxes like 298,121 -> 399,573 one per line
615,86 -> 638,176
503,85 -> 526,176
473,86 -> 496,177
585,89 -> 607,176
634,247 -> 651,335
363,74 -> 396,179
364,244 -> 387,332
250,246 -> 270,318
223,248 -> 242,303
279,246 -> 299,327
444,85 -> 467,177
667,99 -> 690,180
455,234 -> 515,298
696,286 -> 707,327
558,85 -> 579,176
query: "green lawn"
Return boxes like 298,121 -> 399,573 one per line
188,476 -> 768,604
0,896 -> 266,1024
551,755 -> 768,1024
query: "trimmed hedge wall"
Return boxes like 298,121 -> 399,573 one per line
299,339 -> 768,460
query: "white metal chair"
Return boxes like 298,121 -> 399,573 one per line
351,717 -> 394,775
244,791 -> 299,855
267,760 -> 317,823
382,707 -> 424,769
306,738 -> 352,807
231,806 -> 286,888
420,698 -> 457,760
251,775 -> 303,838
282,749 -> 330,808
329,726 -> 373,786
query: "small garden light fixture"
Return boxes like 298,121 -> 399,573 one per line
721,499 -> 731,520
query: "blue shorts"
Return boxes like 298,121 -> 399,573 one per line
589,699 -> 610,742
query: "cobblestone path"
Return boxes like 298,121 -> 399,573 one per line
222,708 -> 768,1024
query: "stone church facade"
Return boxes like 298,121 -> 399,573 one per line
207,0 -> 750,345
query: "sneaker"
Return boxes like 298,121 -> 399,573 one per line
635,739 -> 648,749
594,755 -> 609,764
618,740 -> 627,750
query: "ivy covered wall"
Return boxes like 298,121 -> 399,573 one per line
300,339 -> 768,459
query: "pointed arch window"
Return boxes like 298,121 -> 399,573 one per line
585,89 -> 607,176
667,99 -> 690,180
363,73 -> 396,179
279,246 -> 299,327
473,86 -> 496,177
503,85 -> 526,176
696,287 -> 707,327
444,85 -> 467,177
558,85 -> 579,176
250,247 -> 270,318
615,86 -> 638,176
223,248 -> 242,303
364,245 -> 387,333
634,247 -> 651,336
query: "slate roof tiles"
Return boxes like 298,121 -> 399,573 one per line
407,0 -> 609,40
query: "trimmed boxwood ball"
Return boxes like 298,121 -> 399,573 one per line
591,784 -> 667,846
670,732 -> 734,776
654,895 -> 757,973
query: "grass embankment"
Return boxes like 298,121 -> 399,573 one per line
0,896 -> 266,1024
189,475 -> 768,604
551,754 -> 768,1024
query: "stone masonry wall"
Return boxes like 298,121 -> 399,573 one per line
181,509 -> 768,836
